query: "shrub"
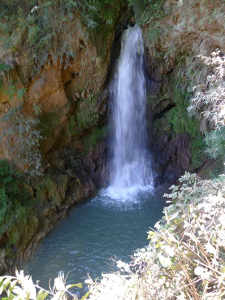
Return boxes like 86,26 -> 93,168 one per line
83,126 -> 108,152
28,25 -> 41,46
1,106 -> 44,177
0,270 -> 88,300
204,126 -> 225,159
0,160 -> 31,236
73,93 -> 101,135
188,49 -> 225,133
88,173 -> 225,300
0,188 -> 11,225
0,174 -> 225,299
0,0 -> 124,76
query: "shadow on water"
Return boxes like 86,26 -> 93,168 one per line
22,184 -> 169,296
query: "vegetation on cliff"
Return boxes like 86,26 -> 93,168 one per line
0,160 -> 32,238
0,0 -> 124,76
81,1 -> 225,299
87,173 -> 225,300
0,173 -> 225,299
0,0 -> 225,299
0,0 -> 128,276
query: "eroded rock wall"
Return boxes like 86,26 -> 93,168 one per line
136,0 -> 225,183
0,1 -> 132,274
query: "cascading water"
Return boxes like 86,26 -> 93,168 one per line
22,26 -> 167,295
108,25 -> 154,195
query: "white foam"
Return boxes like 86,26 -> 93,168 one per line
89,186 -> 154,211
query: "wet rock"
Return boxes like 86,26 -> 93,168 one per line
153,133 -> 191,184
0,147 -> 99,274
96,88 -> 110,120
154,132 -> 170,152
129,17 -> 136,26
84,141 -> 109,188
163,164 -> 185,184
162,134 -> 191,170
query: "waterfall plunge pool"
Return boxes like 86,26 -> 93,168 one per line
22,184 -> 168,296
22,26 -> 168,297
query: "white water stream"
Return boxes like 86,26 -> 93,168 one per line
105,25 -> 154,199
22,27 -> 163,296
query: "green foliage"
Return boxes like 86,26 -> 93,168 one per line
127,0 -> 134,8
40,176 -> 61,205
80,0 -> 123,58
39,111 -> 62,148
0,1 -> 71,74
0,63 -> 10,73
146,22 -> 164,47
0,160 -> 31,236
75,93 -> 100,134
68,115 -> 77,136
140,0 -> 166,25
153,83 -> 206,171
80,0 -> 122,28
187,49 -> 225,133
166,99 -> 205,171
0,0 -> 124,76
67,94 -> 101,137
1,106 -> 43,176
83,126 -> 108,152
170,87 -> 205,170
131,0 -> 166,26
3,82 -> 26,101
190,138 -> 206,171
204,126 -> 225,159
88,173 -> 225,300
0,270 -> 88,300
0,188 -> 10,226
28,25 -> 41,46
8,202 -> 28,246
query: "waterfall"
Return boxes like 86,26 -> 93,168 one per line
109,26 -> 154,194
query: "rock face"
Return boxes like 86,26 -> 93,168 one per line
0,0 -> 224,275
0,1 -> 131,274
137,0 -> 225,183
154,133 -> 191,184
0,1 -> 130,166
0,148 -> 98,275
84,141 -> 110,188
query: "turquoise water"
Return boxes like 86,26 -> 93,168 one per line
20,26 -> 167,298
22,185 -> 167,296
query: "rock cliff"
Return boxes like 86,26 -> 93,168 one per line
136,0 -> 225,183
0,0 -> 224,275
0,0 -> 131,274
